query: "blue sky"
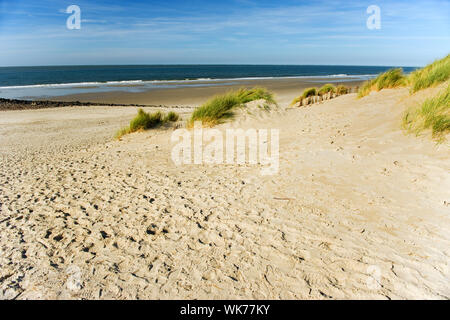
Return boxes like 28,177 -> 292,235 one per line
0,0 -> 449,66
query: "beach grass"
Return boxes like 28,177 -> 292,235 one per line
235,87 -> 276,104
318,84 -> 336,96
129,109 -> 163,132
336,85 -> 349,95
302,87 -> 318,99
409,54 -> 450,93
403,84 -> 450,140
164,111 -> 180,122
358,68 -> 407,98
290,96 -> 302,106
116,108 -> 180,139
188,87 -> 275,127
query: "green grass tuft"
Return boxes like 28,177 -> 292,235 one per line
129,109 -> 163,132
358,68 -> 407,98
115,127 -> 131,140
336,85 -> 349,95
165,111 -> 180,122
116,108 -> 180,139
302,87 -> 318,99
290,96 -> 302,106
375,68 -> 407,90
409,54 -> 450,93
403,84 -> 450,141
318,84 -> 336,96
188,87 -> 275,127
235,87 -> 276,105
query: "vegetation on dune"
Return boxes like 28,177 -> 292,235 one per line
357,80 -> 374,98
188,87 -> 275,127
409,54 -> 450,93
290,96 -> 302,106
289,87 -> 317,106
375,68 -> 407,90
336,85 -> 349,95
164,111 -> 180,122
115,108 -> 180,139
357,68 -> 407,98
318,84 -> 336,96
302,87 -> 318,99
235,87 -> 276,104
403,84 -> 450,141
129,109 -> 163,132
290,84 -> 351,106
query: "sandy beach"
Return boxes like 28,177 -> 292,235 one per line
45,77 -> 364,107
1,82 -> 449,300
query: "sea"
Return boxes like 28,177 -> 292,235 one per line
0,65 -> 418,100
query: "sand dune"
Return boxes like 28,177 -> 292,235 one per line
0,87 -> 449,299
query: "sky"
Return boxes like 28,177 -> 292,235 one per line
0,0 -> 449,67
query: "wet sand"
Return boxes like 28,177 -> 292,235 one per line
47,77 -> 364,107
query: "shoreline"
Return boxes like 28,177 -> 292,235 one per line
0,77 -> 365,110
44,77 -> 364,107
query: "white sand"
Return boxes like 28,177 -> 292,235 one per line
0,87 -> 449,299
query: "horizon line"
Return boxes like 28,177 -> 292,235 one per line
0,63 -> 421,68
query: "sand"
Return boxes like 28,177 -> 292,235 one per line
0,85 -> 449,299
46,77 -> 363,106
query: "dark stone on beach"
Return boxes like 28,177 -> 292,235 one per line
0,97 -> 168,111
100,231 -> 109,239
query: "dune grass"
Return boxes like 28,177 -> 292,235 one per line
290,87 -> 317,106
409,54 -> 450,93
302,87 -> 318,99
235,87 -> 276,104
129,109 -> 163,132
318,84 -> 336,96
336,85 -> 349,95
403,84 -> 450,140
291,85 -> 352,106
357,68 -> 407,98
115,108 -> 180,139
188,87 -> 275,127
164,111 -> 180,122
290,96 -> 302,106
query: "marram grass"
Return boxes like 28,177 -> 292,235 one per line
115,108 -> 180,139
336,85 -> 349,95
357,68 -> 407,98
409,54 -> 450,93
302,87 -> 318,99
403,84 -> 450,141
290,96 -> 302,106
188,87 -> 275,127
318,84 -> 336,96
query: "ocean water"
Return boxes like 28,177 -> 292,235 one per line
0,65 -> 417,100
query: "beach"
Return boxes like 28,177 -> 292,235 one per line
1,82 -> 449,299
45,77 -> 364,106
